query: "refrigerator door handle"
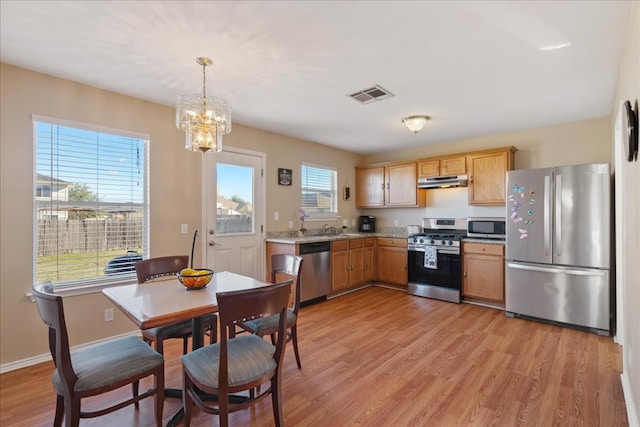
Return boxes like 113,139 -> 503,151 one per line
507,262 -> 607,277
554,174 -> 562,256
543,175 -> 551,256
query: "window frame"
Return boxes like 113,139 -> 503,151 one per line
32,115 -> 150,295
300,162 -> 338,220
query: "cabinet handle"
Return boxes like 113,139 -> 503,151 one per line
463,271 -> 467,277
481,247 -> 486,251
469,175 -> 473,183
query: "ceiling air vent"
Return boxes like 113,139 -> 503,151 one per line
348,85 -> 395,104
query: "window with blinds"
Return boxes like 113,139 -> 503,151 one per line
301,163 -> 337,218
33,116 -> 149,288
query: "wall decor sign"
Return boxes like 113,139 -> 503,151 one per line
278,168 -> 292,185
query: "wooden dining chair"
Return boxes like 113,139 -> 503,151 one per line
32,283 -> 165,427
181,281 -> 292,427
238,254 -> 304,368
135,255 -> 217,354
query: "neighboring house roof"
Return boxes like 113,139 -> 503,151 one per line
36,173 -> 71,187
216,196 -> 253,215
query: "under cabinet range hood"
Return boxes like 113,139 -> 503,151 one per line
418,175 -> 468,189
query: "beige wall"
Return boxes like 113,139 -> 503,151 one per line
0,63 -> 363,367
612,2 -> 640,424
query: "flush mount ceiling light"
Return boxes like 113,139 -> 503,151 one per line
402,115 -> 431,134
176,57 -> 232,153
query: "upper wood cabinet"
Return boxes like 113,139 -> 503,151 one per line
467,148 -> 515,205
418,156 -> 466,178
356,162 -> 425,208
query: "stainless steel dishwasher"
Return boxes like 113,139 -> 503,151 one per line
298,241 -> 331,302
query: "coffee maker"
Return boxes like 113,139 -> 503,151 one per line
358,215 -> 376,232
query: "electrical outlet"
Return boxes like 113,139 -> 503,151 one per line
394,219 -> 399,226
343,219 -> 348,227
274,211 -> 279,221
288,220 -> 294,229
180,224 -> 188,234
104,308 -> 114,322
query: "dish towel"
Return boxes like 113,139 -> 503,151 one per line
424,246 -> 438,269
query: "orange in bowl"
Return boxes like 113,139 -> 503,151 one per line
177,268 -> 213,290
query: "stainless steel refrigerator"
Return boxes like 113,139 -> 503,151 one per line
505,163 -> 611,335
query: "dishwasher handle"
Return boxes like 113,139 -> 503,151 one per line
299,241 -> 331,254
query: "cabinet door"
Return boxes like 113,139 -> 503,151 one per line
364,243 -> 375,282
385,163 -> 419,207
350,246 -> 365,286
463,253 -> 504,302
331,249 -> 350,291
418,159 -> 440,177
468,150 -> 512,205
376,246 -> 408,286
441,156 -> 466,175
356,167 -> 385,208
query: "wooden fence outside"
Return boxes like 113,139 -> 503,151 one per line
37,219 -> 143,256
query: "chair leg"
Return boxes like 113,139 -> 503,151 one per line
154,368 -> 165,427
183,370 -> 193,427
65,395 -> 81,427
54,394 -> 64,427
219,391 -> 229,427
182,336 -> 188,355
291,325 -> 302,369
270,374 -> 284,427
155,339 -> 164,355
133,380 -> 140,408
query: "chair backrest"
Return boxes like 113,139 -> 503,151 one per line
270,254 -> 303,314
32,283 -> 77,396
135,255 -> 189,283
216,281 -> 292,389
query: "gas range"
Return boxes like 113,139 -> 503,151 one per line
407,218 -> 467,303
407,218 -> 467,250
408,232 -> 466,249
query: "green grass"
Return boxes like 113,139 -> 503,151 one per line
37,249 -> 142,283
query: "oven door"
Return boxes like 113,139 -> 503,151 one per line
408,247 -> 461,290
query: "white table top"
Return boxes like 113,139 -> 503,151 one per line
102,271 -> 270,330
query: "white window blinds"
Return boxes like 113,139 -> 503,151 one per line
301,163 -> 337,218
33,116 -> 149,288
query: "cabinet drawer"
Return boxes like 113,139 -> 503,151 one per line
332,240 -> 349,251
377,237 -> 408,248
349,238 -> 364,249
463,242 -> 504,256
365,237 -> 375,247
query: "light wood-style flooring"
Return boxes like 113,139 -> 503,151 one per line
0,286 -> 628,426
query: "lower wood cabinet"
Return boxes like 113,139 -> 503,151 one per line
331,239 -> 365,292
462,242 -> 505,304
375,237 -> 407,286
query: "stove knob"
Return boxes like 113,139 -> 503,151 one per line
419,238 -> 424,244
448,240 -> 453,245
430,239 -> 435,244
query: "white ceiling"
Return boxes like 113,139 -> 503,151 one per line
0,1 -> 633,155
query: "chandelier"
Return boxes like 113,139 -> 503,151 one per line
176,57 -> 232,153
402,115 -> 431,134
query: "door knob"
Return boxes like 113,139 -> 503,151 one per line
209,229 -> 215,235
208,241 -> 221,247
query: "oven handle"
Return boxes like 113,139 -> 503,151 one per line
408,247 -> 460,255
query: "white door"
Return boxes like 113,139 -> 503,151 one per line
204,148 -> 265,280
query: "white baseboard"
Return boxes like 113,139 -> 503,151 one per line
0,331 -> 140,374
622,370 -> 640,427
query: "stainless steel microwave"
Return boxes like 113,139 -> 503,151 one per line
467,217 -> 506,239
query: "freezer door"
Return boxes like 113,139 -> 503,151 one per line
553,163 -> 610,269
506,261 -> 610,332
506,168 -> 552,264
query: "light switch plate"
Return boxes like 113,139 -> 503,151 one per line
180,224 -> 188,234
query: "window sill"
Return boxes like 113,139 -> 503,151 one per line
27,277 -> 138,301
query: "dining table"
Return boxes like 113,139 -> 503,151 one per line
102,270 -> 273,427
